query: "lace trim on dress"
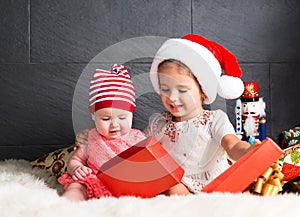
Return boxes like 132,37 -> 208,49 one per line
160,111 -> 211,142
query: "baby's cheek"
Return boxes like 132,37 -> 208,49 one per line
122,120 -> 132,132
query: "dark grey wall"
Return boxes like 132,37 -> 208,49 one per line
1,0 -> 299,160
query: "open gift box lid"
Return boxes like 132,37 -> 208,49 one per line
97,136 -> 184,198
202,137 -> 283,193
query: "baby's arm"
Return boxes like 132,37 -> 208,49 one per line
67,145 -> 92,180
221,134 -> 261,161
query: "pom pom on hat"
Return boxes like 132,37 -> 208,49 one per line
218,75 -> 244,100
150,34 -> 244,104
89,64 -> 136,113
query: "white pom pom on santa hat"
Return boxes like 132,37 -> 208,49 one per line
218,75 -> 244,99
181,34 -> 244,102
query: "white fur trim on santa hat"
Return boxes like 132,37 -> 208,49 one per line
150,38 -> 222,104
218,75 -> 244,99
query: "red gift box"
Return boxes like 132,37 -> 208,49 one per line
281,162 -> 300,181
280,143 -> 300,181
97,136 -> 184,198
201,137 -> 283,193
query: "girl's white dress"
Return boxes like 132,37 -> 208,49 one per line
144,109 -> 235,193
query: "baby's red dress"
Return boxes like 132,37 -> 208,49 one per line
58,128 -> 145,199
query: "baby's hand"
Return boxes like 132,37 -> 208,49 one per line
72,165 -> 92,180
75,129 -> 89,146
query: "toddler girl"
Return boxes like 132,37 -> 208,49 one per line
58,64 -> 145,201
146,34 -> 260,195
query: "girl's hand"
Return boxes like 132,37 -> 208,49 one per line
75,129 -> 89,146
72,165 -> 92,180
252,139 -> 262,148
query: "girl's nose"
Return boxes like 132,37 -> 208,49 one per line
169,90 -> 178,102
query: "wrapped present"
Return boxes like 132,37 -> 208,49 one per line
279,126 -> 300,149
97,136 -> 184,198
201,138 -> 283,193
279,143 -> 300,181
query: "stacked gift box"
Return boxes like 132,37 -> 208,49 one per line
277,126 -> 300,193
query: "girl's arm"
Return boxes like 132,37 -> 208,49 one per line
221,134 -> 261,161
75,128 -> 89,146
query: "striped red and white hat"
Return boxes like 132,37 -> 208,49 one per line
89,64 -> 136,113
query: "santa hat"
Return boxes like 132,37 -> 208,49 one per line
150,34 -> 244,104
89,64 -> 136,113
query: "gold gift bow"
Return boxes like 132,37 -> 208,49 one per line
244,162 -> 284,196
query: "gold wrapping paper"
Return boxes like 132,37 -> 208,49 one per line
244,162 -> 284,196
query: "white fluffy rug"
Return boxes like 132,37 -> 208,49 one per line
1,159 -> 300,217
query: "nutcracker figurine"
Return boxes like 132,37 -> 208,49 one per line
235,81 -> 266,144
